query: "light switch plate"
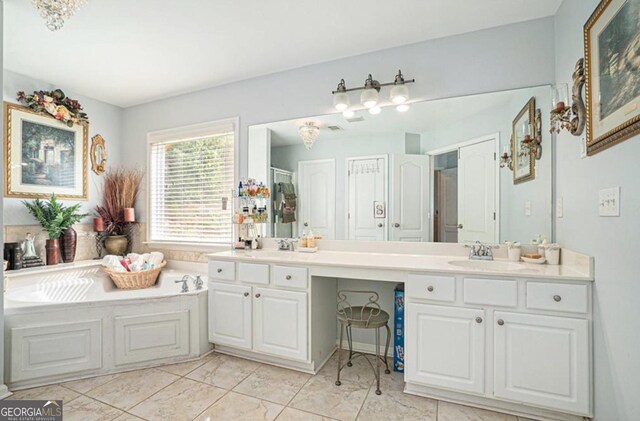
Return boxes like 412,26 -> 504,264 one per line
599,187 -> 620,217
557,196 -> 563,218
580,135 -> 587,159
525,200 -> 532,216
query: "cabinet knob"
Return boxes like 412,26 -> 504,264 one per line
427,286 -> 434,292
243,292 -> 249,297
377,223 -> 383,228
457,224 -> 463,229
475,317 -> 483,324
304,222 -> 309,227
286,275 -> 292,280
255,293 -> 261,298
393,223 -> 400,228
217,268 -> 222,273
553,295 -> 562,302
497,319 -> 504,326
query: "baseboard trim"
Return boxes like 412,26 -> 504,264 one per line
0,384 -> 11,399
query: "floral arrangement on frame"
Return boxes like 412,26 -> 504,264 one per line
17,89 -> 89,127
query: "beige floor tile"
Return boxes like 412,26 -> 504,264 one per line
289,375 -> 370,421
186,354 -> 260,389
129,378 -> 226,421
195,391 -> 283,421
63,395 -> 123,421
517,418 -> 539,421
5,384 -> 79,402
234,364 -> 311,405
86,368 -> 179,411
438,401 -> 518,421
357,371 -> 436,421
157,352 -> 218,376
63,373 -> 122,393
318,351 -> 391,386
276,407 -> 337,421
113,413 -> 145,421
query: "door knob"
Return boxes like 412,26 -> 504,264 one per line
393,223 -> 400,228
243,292 -> 249,297
457,224 -> 463,229
497,319 -> 504,326
377,223 -> 384,228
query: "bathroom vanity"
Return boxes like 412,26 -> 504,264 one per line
208,242 -> 593,421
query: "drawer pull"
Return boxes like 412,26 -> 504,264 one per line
553,295 -> 562,302
475,317 -> 483,324
243,292 -> 249,297
286,275 -> 292,280
427,286 -> 434,292
497,319 -> 504,326
217,268 -> 223,273
255,293 -> 261,298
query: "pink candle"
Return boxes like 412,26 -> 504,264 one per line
93,217 -> 105,232
124,208 -> 135,222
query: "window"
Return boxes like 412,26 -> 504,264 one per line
148,119 -> 236,244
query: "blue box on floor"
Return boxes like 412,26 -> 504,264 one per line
393,283 -> 405,372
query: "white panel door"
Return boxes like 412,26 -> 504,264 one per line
494,311 -> 590,415
458,139 -> 496,243
390,154 -> 429,241
253,287 -> 308,361
298,159 -> 335,239
436,168 -> 458,243
208,282 -> 252,350
347,156 -> 387,241
406,303 -> 485,394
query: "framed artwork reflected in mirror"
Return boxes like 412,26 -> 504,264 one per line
512,97 -> 536,184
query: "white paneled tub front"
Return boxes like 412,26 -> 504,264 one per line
4,260 -> 211,390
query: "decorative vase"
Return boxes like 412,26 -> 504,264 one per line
104,235 -> 128,256
59,227 -> 77,263
45,239 -> 60,265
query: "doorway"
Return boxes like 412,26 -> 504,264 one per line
433,152 -> 458,243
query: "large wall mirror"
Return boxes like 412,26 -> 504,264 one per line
248,85 -> 553,244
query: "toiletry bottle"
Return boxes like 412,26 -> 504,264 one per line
238,181 -> 244,197
300,230 -> 308,248
307,230 -> 316,248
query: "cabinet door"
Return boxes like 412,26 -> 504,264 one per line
208,282 -> 252,350
406,303 -> 485,394
253,288 -> 308,361
494,312 -> 590,415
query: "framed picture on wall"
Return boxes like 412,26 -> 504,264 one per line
585,0 -> 640,155
3,102 -> 88,200
511,97 -> 536,184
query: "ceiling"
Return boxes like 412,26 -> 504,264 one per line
4,0 -> 562,107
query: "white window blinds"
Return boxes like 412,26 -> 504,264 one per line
148,120 -> 235,243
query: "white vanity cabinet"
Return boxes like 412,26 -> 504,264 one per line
208,282 -> 252,349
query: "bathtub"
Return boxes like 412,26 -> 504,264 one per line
4,260 -> 211,390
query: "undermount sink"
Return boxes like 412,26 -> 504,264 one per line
448,260 -> 538,272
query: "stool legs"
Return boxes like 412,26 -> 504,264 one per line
336,322 -> 344,386
346,325 -> 354,367
384,323 -> 391,374
374,326 -> 382,395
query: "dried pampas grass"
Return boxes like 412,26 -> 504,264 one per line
96,167 -> 144,235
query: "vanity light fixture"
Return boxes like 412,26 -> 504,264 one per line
331,70 -> 415,114
299,122 -> 320,150
369,106 -> 382,115
342,109 -> 355,118
550,58 -> 586,136
396,104 -> 410,113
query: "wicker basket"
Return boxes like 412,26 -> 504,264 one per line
103,261 -> 167,290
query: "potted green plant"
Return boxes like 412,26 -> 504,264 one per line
23,193 -> 87,265
95,167 -> 143,256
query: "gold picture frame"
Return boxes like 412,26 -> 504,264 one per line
512,97 -> 536,184
585,0 -> 640,155
4,102 -> 88,200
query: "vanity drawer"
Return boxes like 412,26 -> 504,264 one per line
526,282 -> 588,314
238,262 -> 270,285
209,260 -> 235,281
407,274 -> 455,302
272,266 -> 308,289
464,278 -> 517,307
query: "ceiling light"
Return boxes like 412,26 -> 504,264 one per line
396,104 -> 410,112
390,70 -> 410,104
333,79 -> 350,111
299,122 -> 320,150
33,0 -> 88,31
369,106 -> 382,115
342,109 -> 355,118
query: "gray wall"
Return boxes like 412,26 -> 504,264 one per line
555,1 -> 640,419
2,70 -> 124,225
122,17 -> 556,222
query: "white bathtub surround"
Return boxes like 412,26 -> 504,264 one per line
208,241 -> 593,421
4,260 -> 211,389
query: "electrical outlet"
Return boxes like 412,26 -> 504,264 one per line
599,187 -> 620,217
557,196 -> 563,218
524,200 -> 532,216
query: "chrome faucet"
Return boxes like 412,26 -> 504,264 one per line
277,238 -> 297,251
175,277 -> 189,293
465,241 -> 495,261
177,275 -> 203,291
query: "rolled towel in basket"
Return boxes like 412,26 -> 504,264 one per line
102,255 -> 126,272
148,252 -> 164,268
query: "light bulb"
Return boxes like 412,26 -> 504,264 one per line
390,84 -> 409,104
369,106 -> 382,115
396,104 -> 410,112
361,88 -> 378,108
333,92 -> 350,111
342,109 -> 355,118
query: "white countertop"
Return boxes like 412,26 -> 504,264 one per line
209,249 -> 594,281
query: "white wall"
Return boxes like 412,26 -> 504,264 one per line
0,0 -> 6,393
2,70 -> 124,225
121,17 -> 556,223
554,1 -> 640,420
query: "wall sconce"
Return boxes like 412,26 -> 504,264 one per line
500,145 -> 513,170
522,108 -> 543,160
550,58 -> 586,136
332,70 -> 415,116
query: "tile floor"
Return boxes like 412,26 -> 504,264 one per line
4,352 -> 538,421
